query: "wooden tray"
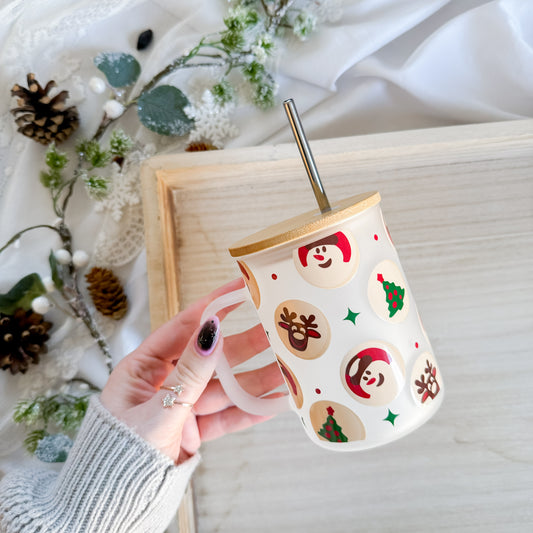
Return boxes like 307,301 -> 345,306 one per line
141,119 -> 533,532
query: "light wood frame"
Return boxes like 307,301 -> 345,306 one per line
140,119 -> 533,532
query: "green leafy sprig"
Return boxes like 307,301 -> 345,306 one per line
91,0 -> 316,138
14,392 -> 92,455
76,130 -> 134,200
1,0 -> 329,461
2,0 -> 325,372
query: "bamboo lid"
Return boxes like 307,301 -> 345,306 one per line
229,191 -> 381,257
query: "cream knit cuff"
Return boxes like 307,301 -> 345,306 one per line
0,395 -> 200,533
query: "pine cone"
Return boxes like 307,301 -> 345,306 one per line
11,73 -> 79,145
85,267 -> 128,320
185,142 -> 218,152
0,309 -> 52,375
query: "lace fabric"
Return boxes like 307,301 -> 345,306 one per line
0,0 -> 144,198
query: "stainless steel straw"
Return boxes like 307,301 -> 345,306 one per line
283,98 -> 331,214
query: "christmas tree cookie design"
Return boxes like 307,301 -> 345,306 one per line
376,273 -> 404,318
310,401 -> 365,443
318,406 -> 349,442
293,230 -> 359,289
368,260 -> 410,323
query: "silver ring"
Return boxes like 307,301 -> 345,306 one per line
160,384 -> 184,395
161,392 -> 194,409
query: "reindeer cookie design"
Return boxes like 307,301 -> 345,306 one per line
411,352 -> 441,406
237,260 -> 260,308
274,300 -> 331,359
293,230 -> 359,288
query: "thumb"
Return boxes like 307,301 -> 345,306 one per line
162,315 -> 223,406
129,316 -> 223,463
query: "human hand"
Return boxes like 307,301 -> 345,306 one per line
100,278 -> 284,464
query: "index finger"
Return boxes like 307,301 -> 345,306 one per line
135,278 -> 245,362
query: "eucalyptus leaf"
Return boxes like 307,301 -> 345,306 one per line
137,85 -> 194,136
49,250 -> 64,291
94,52 -> 141,88
0,274 -> 46,314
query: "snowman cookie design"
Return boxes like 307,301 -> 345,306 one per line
294,230 -> 359,289
341,341 -> 405,406
274,300 -> 331,359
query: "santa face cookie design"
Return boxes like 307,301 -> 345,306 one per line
293,230 -> 359,289
274,300 -> 331,359
237,260 -> 260,308
341,342 -> 405,406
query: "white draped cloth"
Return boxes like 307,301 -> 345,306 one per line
0,0 -> 531,475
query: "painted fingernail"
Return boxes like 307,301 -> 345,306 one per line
196,316 -> 220,356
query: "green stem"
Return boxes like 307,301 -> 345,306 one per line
70,377 -> 101,392
91,57 -> 227,142
59,278 -> 113,374
92,116 -> 113,142
265,0 -> 295,31
0,225 -> 61,256
59,173 -> 80,217
52,173 -> 78,218
52,222 -> 113,371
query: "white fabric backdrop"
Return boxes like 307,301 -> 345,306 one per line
0,0 -> 531,474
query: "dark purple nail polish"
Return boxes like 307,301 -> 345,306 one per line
196,316 -> 220,356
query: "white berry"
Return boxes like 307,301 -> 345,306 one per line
42,276 -> 56,293
32,296 -> 51,315
89,77 -> 106,94
72,250 -> 90,268
54,249 -> 72,265
103,99 -> 125,119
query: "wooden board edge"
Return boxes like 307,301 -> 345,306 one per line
140,159 -> 196,533
144,119 -> 533,183
140,159 -> 169,330
156,172 -> 181,320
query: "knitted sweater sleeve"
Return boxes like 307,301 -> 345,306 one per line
0,395 -> 200,533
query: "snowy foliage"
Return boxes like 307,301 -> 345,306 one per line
185,90 -> 239,148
